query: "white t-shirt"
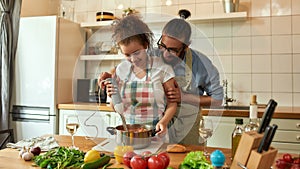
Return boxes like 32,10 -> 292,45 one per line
116,56 -> 175,114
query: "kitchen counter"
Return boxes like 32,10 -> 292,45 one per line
0,135 -> 296,169
58,102 -> 300,119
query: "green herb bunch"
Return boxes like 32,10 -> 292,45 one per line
33,147 -> 85,169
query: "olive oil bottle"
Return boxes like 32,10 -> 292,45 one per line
231,118 -> 244,160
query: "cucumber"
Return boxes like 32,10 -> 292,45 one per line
81,155 -> 111,169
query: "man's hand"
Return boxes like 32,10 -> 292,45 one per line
97,72 -> 112,89
166,80 -> 181,103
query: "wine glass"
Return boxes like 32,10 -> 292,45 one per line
199,117 -> 213,156
66,115 -> 80,149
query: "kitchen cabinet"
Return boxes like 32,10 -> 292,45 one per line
206,116 -> 300,154
59,109 -> 122,138
270,119 -> 300,154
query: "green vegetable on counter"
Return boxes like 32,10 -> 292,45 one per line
33,147 -> 85,169
81,155 -> 111,169
179,151 -> 213,169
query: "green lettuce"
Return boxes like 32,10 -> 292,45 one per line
179,151 -> 213,169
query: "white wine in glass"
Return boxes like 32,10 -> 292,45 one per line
199,118 -> 213,156
66,115 -> 80,149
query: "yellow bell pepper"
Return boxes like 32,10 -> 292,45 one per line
84,150 -> 101,163
114,145 -> 134,164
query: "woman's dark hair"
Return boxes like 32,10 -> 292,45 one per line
162,9 -> 192,45
112,15 -> 154,49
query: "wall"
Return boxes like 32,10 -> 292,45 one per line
69,0 -> 300,107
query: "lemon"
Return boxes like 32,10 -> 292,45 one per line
114,146 -> 134,164
84,150 -> 101,163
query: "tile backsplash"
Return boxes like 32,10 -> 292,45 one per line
69,0 -> 300,107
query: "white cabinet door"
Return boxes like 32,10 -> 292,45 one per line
270,119 -> 300,154
59,109 -> 120,138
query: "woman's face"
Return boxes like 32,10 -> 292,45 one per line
120,40 -> 148,68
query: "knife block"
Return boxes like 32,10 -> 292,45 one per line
246,147 -> 278,169
230,131 -> 263,169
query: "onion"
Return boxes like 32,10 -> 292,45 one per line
30,146 -> 41,156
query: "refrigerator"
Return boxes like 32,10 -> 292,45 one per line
10,16 -> 84,141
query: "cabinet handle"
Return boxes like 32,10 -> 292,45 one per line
297,136 -> 300,141
297,123 -> 300,128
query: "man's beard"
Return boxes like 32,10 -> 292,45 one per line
162,54 -> 181,66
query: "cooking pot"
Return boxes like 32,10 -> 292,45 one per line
107,124 -> 156,149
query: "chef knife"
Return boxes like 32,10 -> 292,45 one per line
257,99 -> 278,133
263,124 -> 278,151
257,126 -> 271,153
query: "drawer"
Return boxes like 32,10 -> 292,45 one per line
271,142 -> 300,154
271,119 -> 300,131
273,130 -> 300,143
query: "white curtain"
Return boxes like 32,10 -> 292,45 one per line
0,0 -> 21,131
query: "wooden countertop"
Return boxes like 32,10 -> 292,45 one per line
0,135 -> 295,169
58,102 -> 300,119
58,102 -> 115,112
202,106 -> 300,119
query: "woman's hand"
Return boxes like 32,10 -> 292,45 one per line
105,80 -> 114,98
98,72 -> 112,89
155,122 -> 167,137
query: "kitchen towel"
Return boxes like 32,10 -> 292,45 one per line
6,136 -> 59,151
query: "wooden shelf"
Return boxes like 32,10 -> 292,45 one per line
80,20 -> 114,28
79,54 -> 123,61
80,12 -> 247,29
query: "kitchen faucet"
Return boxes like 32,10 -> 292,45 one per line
223,79 -> 236,106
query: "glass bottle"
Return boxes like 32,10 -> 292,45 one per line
244,95 -> 260,132
231,118 -> 244,160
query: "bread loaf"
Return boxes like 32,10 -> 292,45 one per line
166,144 -> 186,153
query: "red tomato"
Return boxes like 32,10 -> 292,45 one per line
148,155 -> 165,169
130,155 -> 147,169
142,151 -> 152,161
276,159 -> 290,169
157,152 -> 170,168
294,158 -> 300,164
291,163 -> 300,169
123,151 -> 137,168
283,153 -> 294,163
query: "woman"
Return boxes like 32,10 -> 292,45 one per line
105,15 -> 177,136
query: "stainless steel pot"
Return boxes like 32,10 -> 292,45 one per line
107,124 -> 156,149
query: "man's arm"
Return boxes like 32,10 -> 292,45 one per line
166,87 -> 222,107
182,92 -> 222,106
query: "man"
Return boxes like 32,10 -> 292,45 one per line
155,17 -> 224,144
